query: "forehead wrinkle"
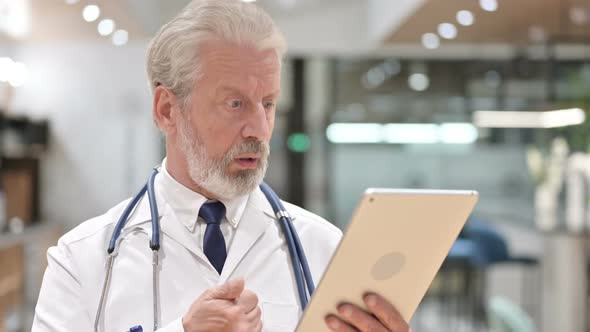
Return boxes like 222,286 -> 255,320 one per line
201,43 -> 279,74
216,76 -> 278,101
199,42 -> 280,99
210,67 -> 279,100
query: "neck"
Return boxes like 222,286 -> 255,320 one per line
165,144 -> 221,201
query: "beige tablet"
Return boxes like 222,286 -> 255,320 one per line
296,189 -> 479,331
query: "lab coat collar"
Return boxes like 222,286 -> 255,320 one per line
123,177 -> 291,229
121,177 -> 281,275
121,187 -> 214,264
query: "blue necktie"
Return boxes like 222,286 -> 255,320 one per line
199,201 -> 227,274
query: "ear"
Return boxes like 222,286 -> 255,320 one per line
153,86 -> 182,135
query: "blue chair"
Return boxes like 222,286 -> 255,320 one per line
435,219 -> 540,331
465,220 -> 540,321
438,233 -> 491,331
447,237 -> 491,267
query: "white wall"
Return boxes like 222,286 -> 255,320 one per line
8,40 -> 161,229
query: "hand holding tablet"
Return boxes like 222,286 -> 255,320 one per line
296,189 -> 479,332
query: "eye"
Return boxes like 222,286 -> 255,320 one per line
263,101 -> 275,110
227,99 -> 242,109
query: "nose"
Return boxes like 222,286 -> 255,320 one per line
241,103 -> 270,141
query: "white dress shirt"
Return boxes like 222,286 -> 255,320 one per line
159,159 -> 248,252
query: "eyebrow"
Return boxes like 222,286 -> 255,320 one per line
265,90 -> 281,98
217,85 -> 281,98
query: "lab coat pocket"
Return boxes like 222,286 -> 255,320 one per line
262,301 -> 299,332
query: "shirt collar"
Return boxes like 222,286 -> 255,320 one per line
158,158 -> 249,233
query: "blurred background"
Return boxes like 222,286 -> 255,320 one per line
1,0 -> 590,331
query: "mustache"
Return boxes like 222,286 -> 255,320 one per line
227,139 -> 269,159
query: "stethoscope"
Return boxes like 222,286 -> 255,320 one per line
93,167 -> 315,332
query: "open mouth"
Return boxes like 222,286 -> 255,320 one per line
235,157 -> 259,169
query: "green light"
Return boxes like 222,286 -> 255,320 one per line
287,133 -> 310,153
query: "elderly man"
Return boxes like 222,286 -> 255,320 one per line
33,1 -> 410,331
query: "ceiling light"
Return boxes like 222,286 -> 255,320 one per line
0,0 -> 32,39
83,5 -> 100,22
456,10 -> 475,26
112,29 -> 129,46
326,123 -> 383,144
98,19 -> 115,36
383,124 -> 439,144
0,57 -> 14,82
326,123 -> 478,144
0,58 -> 28,87
65,0 -> 79,4
570,7 -> 588,25
8,62 -> 27,87
438,23 -> 458,39
479,0 -> 498,12
408,73 -> 430,91
473,109 -> 586,128
439,123 -> 479,144
421,33 -> 440,49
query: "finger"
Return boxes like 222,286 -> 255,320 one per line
325,314 -> 359,332
364,293 -> 410,332
236,289 -> 259,313
245,305 -> 261,323
207,278 -> 245,301
253,318 -> 263,332
336,303 -> 388,332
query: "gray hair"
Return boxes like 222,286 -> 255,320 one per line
146,0 -> 286,106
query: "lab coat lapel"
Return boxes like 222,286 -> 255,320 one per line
159,206 -> 211,264
126,196 -> 210,263
219,188 -> 273,282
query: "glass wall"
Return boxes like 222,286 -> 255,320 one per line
326,58 -> 590,229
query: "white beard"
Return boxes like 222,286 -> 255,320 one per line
177,115 -> 269,200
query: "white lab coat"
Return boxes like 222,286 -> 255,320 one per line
32,180 -> 342,332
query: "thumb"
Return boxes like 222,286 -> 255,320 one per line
207,278 -> 245,301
